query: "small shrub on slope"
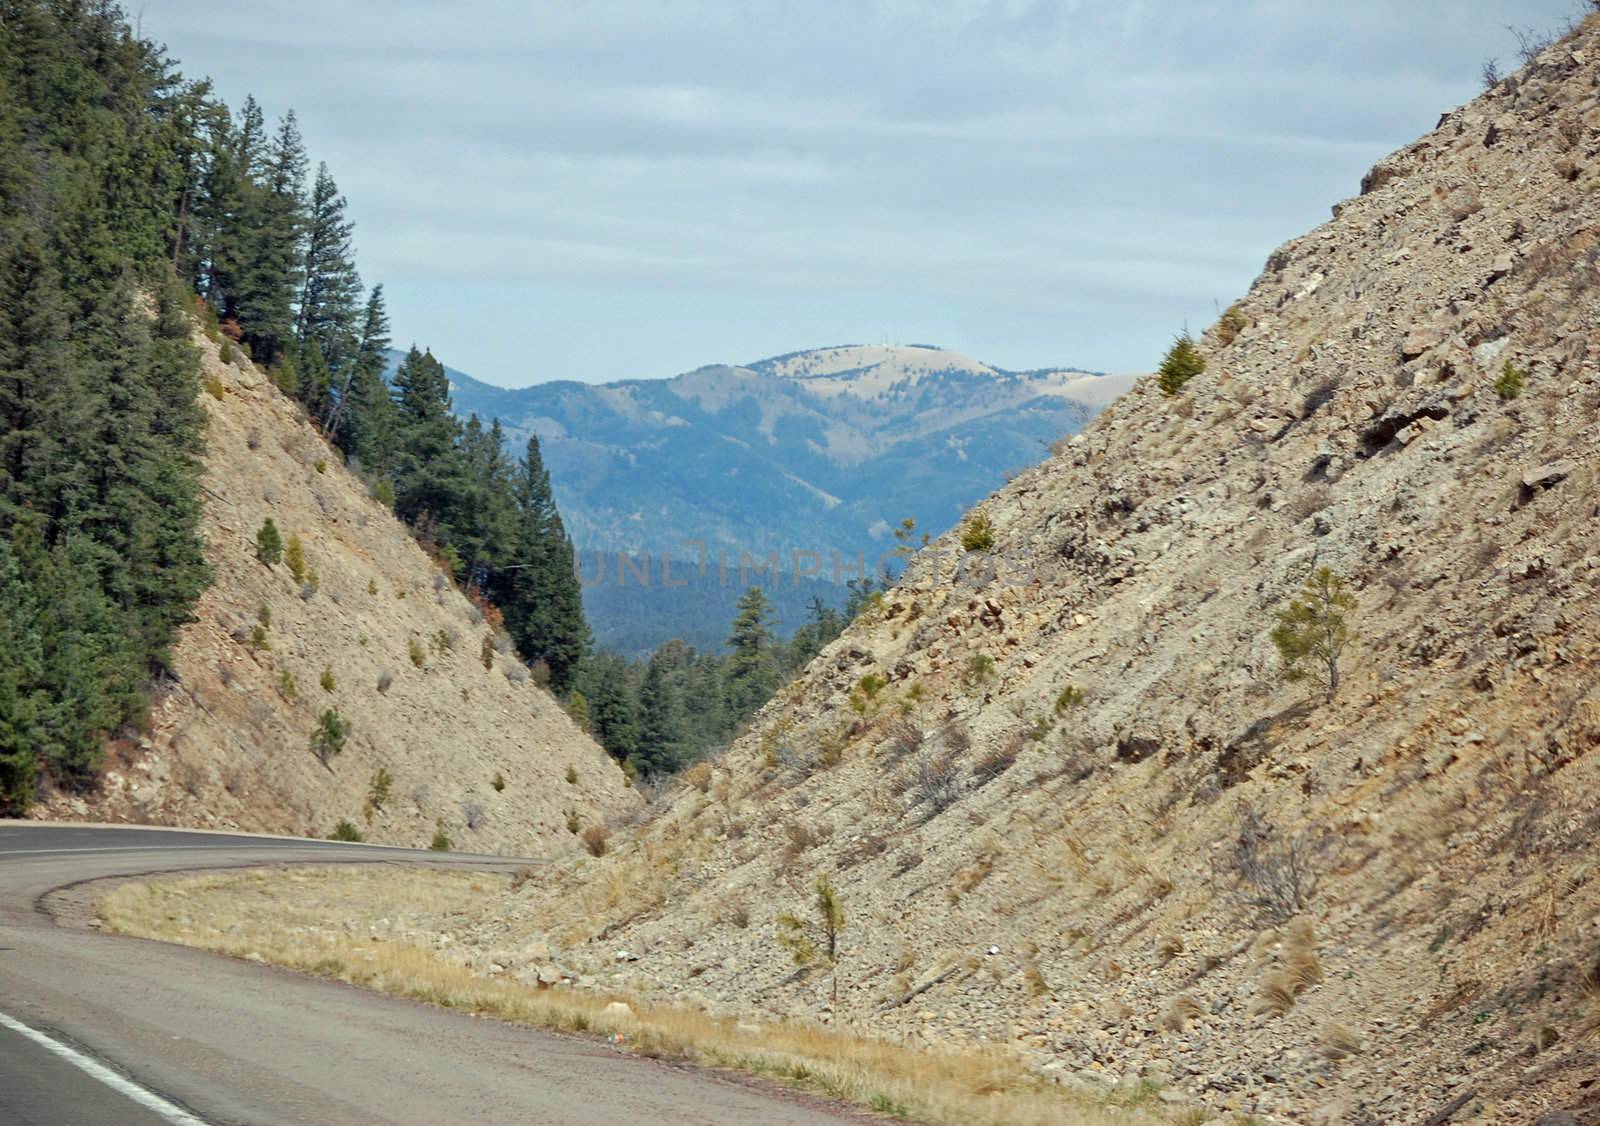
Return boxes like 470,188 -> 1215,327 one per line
285,534 -> 306,583
1157,332 -> 1206,397
255,518 -> 283,565
310,708 -> 349,766
1270,567 -> 1356,702
960,512 -> 996,552
1494,359 -> 1526,400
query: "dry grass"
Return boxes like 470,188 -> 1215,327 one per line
99,867 -> 1157,1126
1283,916 -> 1322,992
1528,1023 -> 1561,1055
1582,971 -> 1600,1043
681,761 -> 712,793
718,897 -> 751,929
1161,994 -> 1205,1032
1320,1022 -> 1362,1061
1284,949 -> 1322,992
580,823 -> 610,857
971,741 -> 1020,786
1250,971 -> 1298,1017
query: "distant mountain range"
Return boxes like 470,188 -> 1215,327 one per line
388,344 -> 1134,650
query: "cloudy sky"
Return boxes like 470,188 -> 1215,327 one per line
140,1 -> 1578,387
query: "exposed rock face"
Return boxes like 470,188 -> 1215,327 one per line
498,21 -> 1600,1123
34,328 -> 637,851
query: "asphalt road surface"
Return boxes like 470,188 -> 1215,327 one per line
0,822 -> 858,1125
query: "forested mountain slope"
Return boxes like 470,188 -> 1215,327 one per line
0,3 -> 211,810
1,2 -> 632,846
491,21 -> 1600,1122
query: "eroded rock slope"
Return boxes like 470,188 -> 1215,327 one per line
492,23 -> 1600,1124
36,326 -> 637,852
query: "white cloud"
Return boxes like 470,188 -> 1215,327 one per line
139,0 -> 1581,383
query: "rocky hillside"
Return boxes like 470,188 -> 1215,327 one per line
481,22 -> 1600,1123
34,324 -> 637,852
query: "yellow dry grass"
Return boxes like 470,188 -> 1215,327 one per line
1318,1022 -> 1362,1061
1250,971 -> 1297,1018
1161,995 -> 1204,1033
99,866 -> 1167,1126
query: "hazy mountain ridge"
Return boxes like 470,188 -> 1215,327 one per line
400,346 -> 1128,647
390,342 -> 1126,646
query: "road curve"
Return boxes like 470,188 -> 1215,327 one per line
0,822 -> 859,1125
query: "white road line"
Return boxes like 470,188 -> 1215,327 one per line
0,1010 -> 209,1125
0,847 -> 241,856
0,845 -> 322,855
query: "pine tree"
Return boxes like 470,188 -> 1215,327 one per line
232,111 -> 306,365
256,517 -> 284,564
296,163 -> 360,354
0,4 -> 213,807
235,95 -> 268,179
776,874 -> 846,1010
391,346 -> 464,529
0,228 -> 73,528
301,338 -> 335,423
341,285 -> 397,474
725,587 -> 778,721
164,78 -> 216,283
192,100 -> 249,308
787,595 -> 845,669
1270,567 -> 1357,702
634,652 -> 684,776
0,537 -> 43,811
285,534 -> 307,583
682,648 -> 730,745
566,689 -> 591,733
296,162 -> 361,432
493,433 -> 588,693
578,653 -> 636,762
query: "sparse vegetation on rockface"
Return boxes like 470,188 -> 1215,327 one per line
776,873 -> 846,1010
309,708 -> 349,766
365,768 -> 393,817
580,823 -> 609,857
1495,357 -> 1526,400
256,518 -> 284,565
1269,567 -> 1356,702
1156,332 -> 1205,397
1221,806 -> 1332,924
960,511 -> 996,552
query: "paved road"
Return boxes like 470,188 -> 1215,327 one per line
0,822 -> 857,1125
